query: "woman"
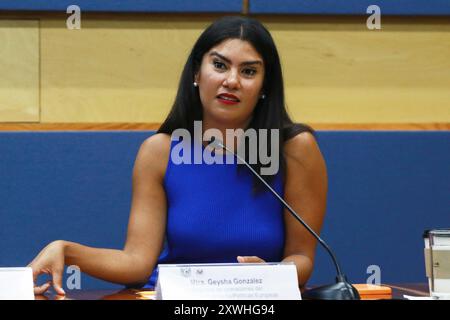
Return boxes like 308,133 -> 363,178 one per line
29,16 -> 327,295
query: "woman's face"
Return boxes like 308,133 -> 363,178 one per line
195,38 -> 265,127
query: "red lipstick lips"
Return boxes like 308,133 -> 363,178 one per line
217,93 -> 240,105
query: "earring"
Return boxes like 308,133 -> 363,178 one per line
193,82 -> 198,87
260,94 -> 266,99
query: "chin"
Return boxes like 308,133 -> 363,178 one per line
204,102 -> 252,125
209,110 -> 246,126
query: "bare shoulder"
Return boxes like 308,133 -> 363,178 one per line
139,133 -> 171,157
283,132 -> 328,202
284,132 -> 324,167
134,133 -> 172,181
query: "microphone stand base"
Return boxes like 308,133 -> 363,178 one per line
303,278 -> 360,300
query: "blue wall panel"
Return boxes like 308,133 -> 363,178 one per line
310,131 -> 450,285
0,0 -> 242,13
0,132 -> 152,290
1,1 -> 449,15
0,131 -> 449,290
250,0 -> 450,16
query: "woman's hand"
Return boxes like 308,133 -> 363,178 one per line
236,256 -> 266,263
28,240 -> 66,296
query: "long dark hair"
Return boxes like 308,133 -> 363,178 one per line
158,15 -> 313,193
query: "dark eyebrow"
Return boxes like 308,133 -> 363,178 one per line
209,51 -> 263,67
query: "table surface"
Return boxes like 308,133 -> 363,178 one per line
35,283 -> 430,300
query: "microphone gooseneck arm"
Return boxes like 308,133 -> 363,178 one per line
217,141 -> 343,277
211,138 -> 360,300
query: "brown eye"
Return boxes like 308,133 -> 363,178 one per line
213,60 -> 226,70
242,68 -> 257,77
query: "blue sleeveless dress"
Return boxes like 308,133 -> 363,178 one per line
144,138 -> 285,288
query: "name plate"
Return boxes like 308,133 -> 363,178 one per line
155,263 -> 301,300
0,267 -> 34,300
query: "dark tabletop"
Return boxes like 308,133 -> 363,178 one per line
35,283 -> 429,300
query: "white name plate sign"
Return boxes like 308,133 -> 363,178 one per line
0,267 -> 34,300
155,262 -> 301,300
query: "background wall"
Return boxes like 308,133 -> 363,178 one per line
0,12 -> 449,127
1,1 -> 449,292
1,131 -> 449,290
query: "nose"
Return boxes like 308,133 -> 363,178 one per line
223,69 -> 241,90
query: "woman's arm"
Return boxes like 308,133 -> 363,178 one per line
29,133 -> 171,294
282,131 -> 328,288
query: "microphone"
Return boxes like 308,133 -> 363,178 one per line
209,138 -> 360,300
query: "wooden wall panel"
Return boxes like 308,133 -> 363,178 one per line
0,122 -> 448,131
40,17 -> 212,122
264,17 -> 450,123
1,14 -> 447,125
0,20 -> 39,122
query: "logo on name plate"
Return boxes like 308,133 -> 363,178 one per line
180,267 -> 192,278
195,268 -> 204,275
